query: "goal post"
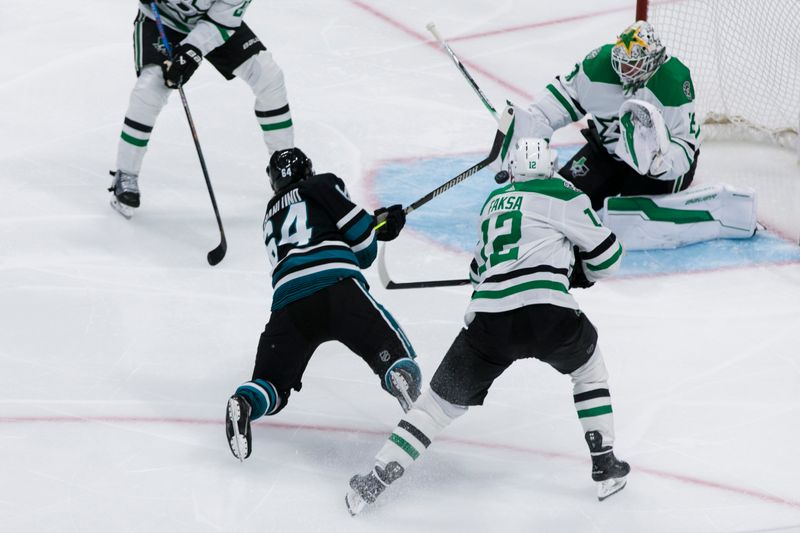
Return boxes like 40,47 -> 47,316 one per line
636,0 -> 800,152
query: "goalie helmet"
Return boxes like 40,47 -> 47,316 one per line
508,138 -> 558,182
611,21 -> 666,87
267,148 -> 314,192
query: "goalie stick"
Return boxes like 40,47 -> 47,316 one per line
377,106 -> 515,289
151,2 -> 227,266
427,22 -> 499,122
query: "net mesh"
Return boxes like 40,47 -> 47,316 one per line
646,0 -> 800,148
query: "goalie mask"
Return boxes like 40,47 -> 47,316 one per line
508,138 -> 558,182
611,21 -> 666,87
267,148 -> 314,192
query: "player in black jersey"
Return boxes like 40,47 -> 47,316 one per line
225,148 -> 421,461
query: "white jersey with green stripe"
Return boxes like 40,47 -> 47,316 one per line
139,0 -> 252,55
520,44 -> 700,182
466,177 -> 623,316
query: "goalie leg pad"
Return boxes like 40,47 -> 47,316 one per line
601,184 -> 758,250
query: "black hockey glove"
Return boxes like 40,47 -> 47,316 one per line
374,204 -> 406,241
161,43 -> 203,88
569,246 -> 595,289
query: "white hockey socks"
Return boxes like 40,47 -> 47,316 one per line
374,388 -> 467,470
601,184 -> 757,250
234,53 -> 294,154
115,65 -> 172,176
571,347 -> 615,449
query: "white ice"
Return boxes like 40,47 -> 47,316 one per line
1,1 -> 799,532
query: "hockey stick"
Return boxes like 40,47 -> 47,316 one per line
405,104 -> 514,216
373,104 -> 514,233
376,106 -> 515,289
377,244 -> 470,290
150,2 -> 227,266
426,22 -> 499,121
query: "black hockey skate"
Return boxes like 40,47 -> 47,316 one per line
345,461 -> 405,516
108,170 -> 140,219
383,358 -> 421,412
585,431 -> 630,501
226,395 -> 252,462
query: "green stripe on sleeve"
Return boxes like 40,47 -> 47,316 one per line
546,83 -> 579,121
585,245 -> 622,272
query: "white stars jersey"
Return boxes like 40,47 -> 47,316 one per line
138,0 -> 252,55
519,44 -> 700,183
467,177 -> 623,317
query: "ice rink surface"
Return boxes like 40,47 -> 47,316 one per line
2,1 -> 800,532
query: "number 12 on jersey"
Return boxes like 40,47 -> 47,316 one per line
479,211 -> 522,271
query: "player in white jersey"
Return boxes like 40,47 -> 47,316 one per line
345,138 -> 629,515
109,0 -> 293,217
508,20 -> 699,210
506,20 -> 756,250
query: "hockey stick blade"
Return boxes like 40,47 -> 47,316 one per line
378,243 -> 470,290
405,104 -> 515,215
207,234 -> 227,266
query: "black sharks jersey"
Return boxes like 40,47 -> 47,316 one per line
262,173 -> 377,311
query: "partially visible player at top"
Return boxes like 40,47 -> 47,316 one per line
506,20 -> 700,210
225,148 -> 422,462
345,138 -> 629,515
109,0 -> 293,218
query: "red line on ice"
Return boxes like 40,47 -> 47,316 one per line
448,6 -> 633,42
347,0 -> 533,101
4,414 -> 800,510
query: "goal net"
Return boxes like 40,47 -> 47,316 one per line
638,0 -> 800,150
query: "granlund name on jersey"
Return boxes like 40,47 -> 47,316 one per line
530,44 -> 700,182
467,178 -> 623,317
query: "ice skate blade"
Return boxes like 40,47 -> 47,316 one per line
597,476 -> 627,501
345,488 -> 366,516
227,398 -> 245,462
110,197 -> 135,219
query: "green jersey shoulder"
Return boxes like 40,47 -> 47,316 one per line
645,56 -> 695,107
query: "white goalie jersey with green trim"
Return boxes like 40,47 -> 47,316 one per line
467,178 -> 623,317
521,44 -> 700,182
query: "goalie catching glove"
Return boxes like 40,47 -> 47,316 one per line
374,204 -> 406,241
162,43 -> 203,88
614,99 -> 671,176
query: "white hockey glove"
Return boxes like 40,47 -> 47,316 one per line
615,99 -> 671,176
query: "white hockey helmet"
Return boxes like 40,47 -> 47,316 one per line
507,138 -> 558,181
611,21 -> 666,87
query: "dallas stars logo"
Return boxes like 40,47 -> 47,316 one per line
570,156 -> 589,177
616,27 -> 648,57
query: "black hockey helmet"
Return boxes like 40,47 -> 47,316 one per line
267,148 -> 314,192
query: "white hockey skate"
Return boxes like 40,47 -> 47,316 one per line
345,462 -> 404,516
226,395 -> 252,462
108,170 -> 140,219
586,431 -> 630,501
